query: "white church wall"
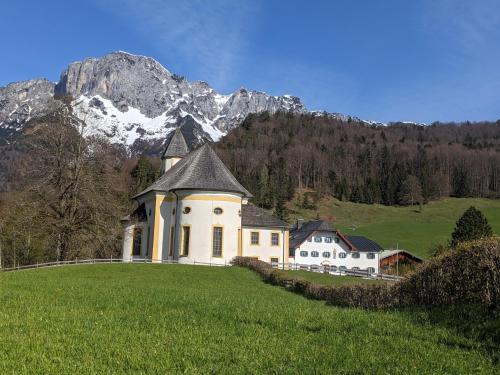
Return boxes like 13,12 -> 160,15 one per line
241,227 -> 289,263
174,190 -> 242,265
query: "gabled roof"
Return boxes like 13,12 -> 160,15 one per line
241,203 -> 289,229
161,128 -> 189,159
135,143 -> 252,198
346,235 -> 383,252
380,250 -> 423,261
290,220 -> 336,249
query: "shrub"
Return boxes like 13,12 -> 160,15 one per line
232,237 -> 500,311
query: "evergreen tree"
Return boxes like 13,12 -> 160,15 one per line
274,194 -> 288,222
450,206 -> 493,247
130,155 -> 159,194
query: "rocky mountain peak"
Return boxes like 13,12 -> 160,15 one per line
1,51 -> 311,148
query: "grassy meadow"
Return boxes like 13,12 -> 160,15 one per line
290,197 -> 500,258
1,264 -> 498,374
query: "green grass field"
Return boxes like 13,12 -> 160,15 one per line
281,269 -> 384,285
290,197 -> 500,258
1,264 -> 498,374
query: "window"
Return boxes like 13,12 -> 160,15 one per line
213,207 -> 223,215
367,267 -> 375,274
311,251 -> 319,257
172,208 -> 176,215
183,207 -> 191,214
367,253 -> 376,259
270,257 -> 279,264
325,237 -> 333,243
339,266 -> 347,271
168,226 -> 175,256
339,252 -> 347,258
352,267 -> 360,271
271,233 -> 279,246
212,226 -> 223,257
251,231 -> 259,245
314,236 -> 322,243
322,251 -> 331,258
132,228 -> 142,256
352,252 -> 360,259
300,251 -> 308,257
181,226 -> 190,256
331,265 -> 338,272
334,237 -> 340,243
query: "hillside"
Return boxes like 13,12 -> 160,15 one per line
0,264 -> 498,374
289,197 -> 500,258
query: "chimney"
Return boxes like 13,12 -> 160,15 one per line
296,219 -> 304,230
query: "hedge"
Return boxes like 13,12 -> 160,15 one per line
232,237 -> 500,310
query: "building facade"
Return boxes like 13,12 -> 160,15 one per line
289,220 -> 382,273
121,128 -> 289,265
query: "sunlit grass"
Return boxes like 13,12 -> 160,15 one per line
290,197 -> 500,258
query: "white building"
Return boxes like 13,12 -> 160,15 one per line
289,220 -> 382,273
121,128 -> 289,265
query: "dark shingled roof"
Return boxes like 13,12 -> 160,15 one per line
135,143 -> 252,198
290,220 -> 335,249
161,128 -> 189,158
346,236 -> 383,252
241,203 -> 289,228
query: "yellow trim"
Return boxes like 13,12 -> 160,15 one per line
181,194 -> 242,203
250,231 -> 260,246
270,232 -> 280,247
211,225 -> 224,258
151,194 -> 164,261
285,230 -> 290,263
168,226 -> 175,257
237,228 -> 242,256
180,225 -> 191,257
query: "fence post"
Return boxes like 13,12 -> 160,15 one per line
111,255 -> 113,263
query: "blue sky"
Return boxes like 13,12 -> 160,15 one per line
1,0 -> 499,123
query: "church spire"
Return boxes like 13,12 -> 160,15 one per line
161,128 -> 189,174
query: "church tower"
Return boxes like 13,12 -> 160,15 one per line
161,128 -> 189,174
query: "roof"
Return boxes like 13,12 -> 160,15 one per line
241,203 -> 289,228
135,143 -> 252,199
120,203 -> 147,223
161,128 -> 189,159
290,220 -> 336,249
380,250 -> 423,261
346,235 -> 383,252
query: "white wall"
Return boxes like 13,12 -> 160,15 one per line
291,231 -> 379,273
170,190 -> 242,265
241,227 -> 288,263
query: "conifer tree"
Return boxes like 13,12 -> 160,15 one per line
450,206 -> 492,247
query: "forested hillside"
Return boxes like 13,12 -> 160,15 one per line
216,112 -> 500,209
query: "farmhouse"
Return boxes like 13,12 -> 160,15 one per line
379,249 -> 423,271
122,129 -> 289,265
289,220 -> 382,273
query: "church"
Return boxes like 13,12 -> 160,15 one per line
121,128 -> 290,265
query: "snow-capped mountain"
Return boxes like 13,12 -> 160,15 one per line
0,51 -> 307,148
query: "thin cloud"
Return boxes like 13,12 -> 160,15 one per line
92,0 -> 259,90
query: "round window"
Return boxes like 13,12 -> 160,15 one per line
183,207 -> 191,214
213,207 -> 223,215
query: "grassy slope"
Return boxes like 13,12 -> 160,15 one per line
1,264 -> 498,374
289,197 -> 500,258
281,270 -> 384,285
